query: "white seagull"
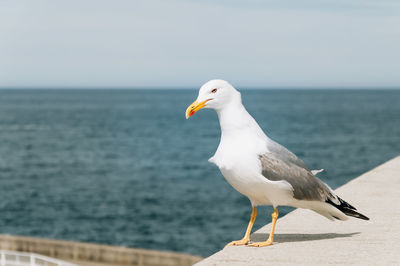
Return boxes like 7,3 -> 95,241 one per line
185,80 -> 369,248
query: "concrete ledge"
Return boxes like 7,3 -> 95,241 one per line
196,156 -> 400,265
0,234 -> 202,266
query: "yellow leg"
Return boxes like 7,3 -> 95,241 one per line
248,207 -> 279,247
225,206 -> 257,247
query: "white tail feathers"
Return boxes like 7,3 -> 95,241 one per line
311,169 -> 324,175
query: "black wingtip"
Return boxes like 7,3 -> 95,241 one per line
326,197 -> 370,221
342,207 -> 370,220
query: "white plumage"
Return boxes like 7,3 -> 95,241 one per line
186,79 -> 369,247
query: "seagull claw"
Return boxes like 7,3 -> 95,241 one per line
225,238 -> 249,248
247,240 -> 273,247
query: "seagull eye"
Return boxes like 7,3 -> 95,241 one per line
211,88 -> 218,93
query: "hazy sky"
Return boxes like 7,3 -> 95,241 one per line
1,0 -> 399,88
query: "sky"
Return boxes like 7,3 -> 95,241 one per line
0,0 -> 399,88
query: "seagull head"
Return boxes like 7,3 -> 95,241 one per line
185,79 -> 241,119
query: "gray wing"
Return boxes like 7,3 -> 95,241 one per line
266,140 -> 309,170
260,141 -> 335,202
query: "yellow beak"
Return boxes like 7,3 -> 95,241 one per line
185,99 -> 211,119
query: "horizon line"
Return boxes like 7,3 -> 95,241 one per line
0,86 -> 399,90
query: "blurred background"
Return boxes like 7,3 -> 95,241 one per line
0,0 -> 399,257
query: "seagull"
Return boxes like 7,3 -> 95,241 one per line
185,80 -> 369,248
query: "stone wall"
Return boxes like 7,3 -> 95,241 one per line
0,234 -> 202,266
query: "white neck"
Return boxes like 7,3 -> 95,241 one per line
216,101 -> 267,140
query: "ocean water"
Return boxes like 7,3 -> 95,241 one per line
0,89 -> 399,257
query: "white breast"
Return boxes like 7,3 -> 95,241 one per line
209,134 -> 294,207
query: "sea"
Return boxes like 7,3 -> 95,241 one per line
0,89 -> 399,257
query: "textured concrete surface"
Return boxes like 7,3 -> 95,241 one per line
196,156 -> 400,266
